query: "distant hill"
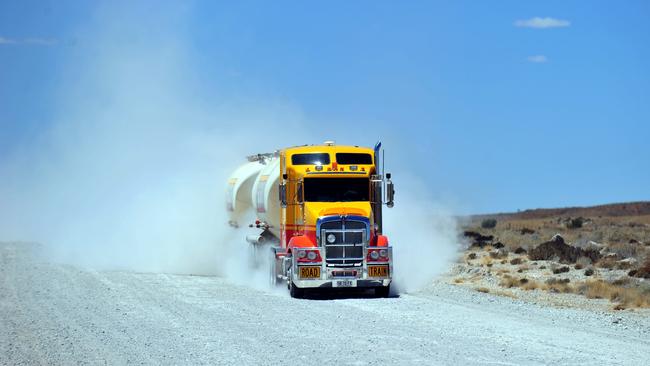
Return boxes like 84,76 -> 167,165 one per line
473,201 -> 650,221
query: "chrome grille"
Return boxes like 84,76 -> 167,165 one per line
320,219 -> 367,266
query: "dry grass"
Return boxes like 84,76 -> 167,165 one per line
476,287 -> 490,293
463,209 -> 650,309
496,274 -> 650,309
521,280 -> 541,291
480,256 -> 493,267
465,214 -> 650,254
577,280 -> 650,309
608,242 -> 645,259
489,249 -> 509,259
493,290 -> 518,299
510,257 -> 524,265
499,275 -> 518,288
499,275 -> 541,291
630,258 -> 650,278
543,278 -> 573,294
453,278 -> 465,284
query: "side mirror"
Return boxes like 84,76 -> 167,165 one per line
279,183 -> 287,208
386,175 -> 395,208
296,181 -> 304,204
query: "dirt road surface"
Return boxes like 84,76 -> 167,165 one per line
2,242 -> 649,365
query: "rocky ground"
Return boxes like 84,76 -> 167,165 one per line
453,211 -> 650,312
2,241 -> 650,365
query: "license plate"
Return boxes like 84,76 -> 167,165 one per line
299,266 -> 320,279
333,280 -> 356,287
368,265 -> 389,277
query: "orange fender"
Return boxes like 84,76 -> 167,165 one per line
375,235 -> 389,247
287,235 -> 315,252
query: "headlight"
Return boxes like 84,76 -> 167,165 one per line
379,249 -> 388,258
307,251 -> 317,260
297,250 -> 306,258
326,233 -> 336,244
370,250 -> 379,260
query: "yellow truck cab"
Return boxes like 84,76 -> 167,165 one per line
226,141 -> 395,298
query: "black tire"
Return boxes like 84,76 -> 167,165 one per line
375,285 -> 390,298
289,279 -> 304,299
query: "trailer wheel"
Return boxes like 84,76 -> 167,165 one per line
375,285 -> 390,298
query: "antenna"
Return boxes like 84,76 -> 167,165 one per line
382,148 -> 385,177
382,148 -> 386,203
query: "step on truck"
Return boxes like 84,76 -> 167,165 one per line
226,141 -> 395,298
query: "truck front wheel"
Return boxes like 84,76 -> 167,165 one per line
375,285 -> 390,298
289,281 -> 304,298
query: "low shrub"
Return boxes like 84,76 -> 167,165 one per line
552,266 -> 570,274
566,217 -> 584,229
510,258 -> 524,265
481,218 -> 497,229
577,280 -> 650,309
514,247 -> 527,254
630,258 -> 650,279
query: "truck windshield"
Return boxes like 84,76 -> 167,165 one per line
303,178 -> 369,202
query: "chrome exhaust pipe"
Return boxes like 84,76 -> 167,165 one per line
246,235 -> 265,245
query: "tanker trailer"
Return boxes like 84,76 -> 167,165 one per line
226,142 -> 395,298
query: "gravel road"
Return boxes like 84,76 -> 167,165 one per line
2,242 -> 649,365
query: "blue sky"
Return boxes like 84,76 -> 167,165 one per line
1,0 -> 649,214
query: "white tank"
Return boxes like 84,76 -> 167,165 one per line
226,157 -> 280,237
226,161 -> 264,228
251,158 -> 281,237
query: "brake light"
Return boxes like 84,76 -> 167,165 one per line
296,249 -> 323,263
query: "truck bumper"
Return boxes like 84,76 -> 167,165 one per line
292,278 -> 391,289
290,246 -> 393,289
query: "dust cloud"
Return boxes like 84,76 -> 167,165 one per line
384,173 -> 460,293
0,3 -> 459,293
0,4 -> 308,282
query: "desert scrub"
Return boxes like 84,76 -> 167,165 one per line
481,218 -> 497,229
575,256 -> 592,270
480,256 -> 493,267
510,257 -> 524,265
543,277 -> 573,294
489,249 -> 508,259
499,275 -> 540,291
552,266 -> 570,274
608,242 -> 645,259
566,217 -> 584,229
577,280 -> 650,309
629,258 -> 650,279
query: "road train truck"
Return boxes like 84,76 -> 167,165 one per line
226,141 -> 395,298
